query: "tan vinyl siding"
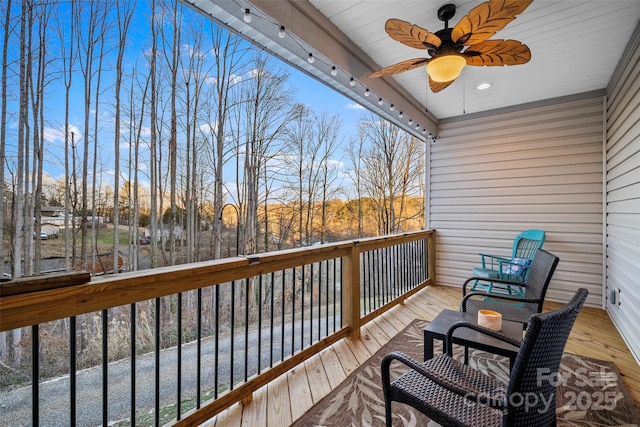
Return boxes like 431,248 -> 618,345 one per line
605,24 -> 640,362
431,94 -> 605,307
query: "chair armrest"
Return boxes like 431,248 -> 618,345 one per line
477,253 -> 510,269
445,321 -> 522,356
460,291 -> 541,311
381,350 -> 509,409
381,351 -> 436,393
462,275 -> 529,295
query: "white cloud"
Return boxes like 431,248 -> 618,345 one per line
199,122 -> 218,136
43,125 -> 82,143
347,103 -> 365,110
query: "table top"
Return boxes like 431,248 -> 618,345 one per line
425,309 -> 521,353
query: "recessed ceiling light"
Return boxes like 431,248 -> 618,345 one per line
477,82 -> 492,90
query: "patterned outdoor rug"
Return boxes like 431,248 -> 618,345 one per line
292,319 -> 639,427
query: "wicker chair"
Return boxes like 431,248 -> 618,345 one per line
461,248 -> 559,328
381,288 -> 588,427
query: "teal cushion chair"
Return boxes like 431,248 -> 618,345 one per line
471,229 -> 545,297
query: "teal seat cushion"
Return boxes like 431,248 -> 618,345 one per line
472,267 -> 499,278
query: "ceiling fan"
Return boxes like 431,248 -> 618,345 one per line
369,0 -> 533,92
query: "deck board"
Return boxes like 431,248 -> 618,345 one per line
318,347 -> 348,389
286,362 -> 314,420
207,285 -> 640,425
266,375 -> 292,426
303,354 -> 332,403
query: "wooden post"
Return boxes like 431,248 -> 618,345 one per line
342,243 -> 361,339
427,231 -> 436,285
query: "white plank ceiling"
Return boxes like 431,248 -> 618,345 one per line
185,0 -> 640,134
309,0 -> 640,118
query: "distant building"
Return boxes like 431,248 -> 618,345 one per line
41,206 -> 64,217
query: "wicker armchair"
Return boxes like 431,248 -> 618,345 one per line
381,288 -> 588,427
461,248 -> 559,328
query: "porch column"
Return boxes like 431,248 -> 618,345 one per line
343,243 -> 361,339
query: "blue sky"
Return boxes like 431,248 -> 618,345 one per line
5,0 -> 370,198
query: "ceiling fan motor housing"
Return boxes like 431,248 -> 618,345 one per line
437,4 -> 457,26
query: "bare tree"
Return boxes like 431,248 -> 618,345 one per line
358,113 -> 424,234
0,0 -> 14,361
57,0 -> 78,271
283,103 -> 316,246
283,107 -> 342,246
13,0 -> 28,279
162,0 -> 180,265
29,1 -> 53,274
236,53 -> 294,256
77,0 -> 108,271
346,132 -> 366,238
208,27 -> 247,259
0,0 -> 13,279
315,112 -> 342,243
113,0 -> 135,274
147,0 -> 159,268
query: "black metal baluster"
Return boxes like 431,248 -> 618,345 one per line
422,239 -> 427,281
409,242 -> 414,288
155,298 -> 161,427
131,304 -> 136,425
177,292 -> 182,419
102,309 -> 108,426
281,270 -> 286,361
364,251 -> 370,311
318,261 -> 322,340
362,251 -> 378,313
377,249 -> 382,309
214,286 -> 220,398
197,288 -> 202,408
395,244 -> 400,297
338,258 -> 343,328
291,268 -> 296,355
230,281 -> 235,390
367,250 -> 373,309
385,246 -> 398,300
244,277 -> 249,382
70,316 -> 76,426
258,274 -> 263,373
32,324 -> 39,426
374,249 -> 380,305
362,252 -> 368,314
310,262 -> 314,344
325,260 -> 329,335
270,271 -> 275,367
301,264 -> 305,349
402,244 -> 406,294
407,242 -> 412,289
378,248 -> 385,304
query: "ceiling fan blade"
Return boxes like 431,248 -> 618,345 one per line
385,19 -> 442,50
463,39 -> 531,66
429,77 -> 455,93
369,58 -> 429,78
452,0 -> 533,46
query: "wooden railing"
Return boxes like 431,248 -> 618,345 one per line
0,230 -> 435,426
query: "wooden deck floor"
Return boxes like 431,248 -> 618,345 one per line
203,285 -> 640,426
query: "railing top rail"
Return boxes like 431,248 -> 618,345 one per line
0,230 -> 433,332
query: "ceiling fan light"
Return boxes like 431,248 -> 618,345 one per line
426,54 -> 466,83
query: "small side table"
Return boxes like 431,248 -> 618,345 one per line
424,309 -> 522,369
